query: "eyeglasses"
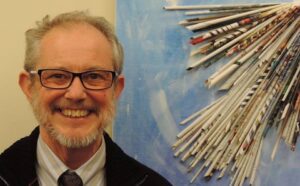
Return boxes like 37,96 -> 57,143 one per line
30,69 -> 118,90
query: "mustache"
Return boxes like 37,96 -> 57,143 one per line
50,100 -> 100,113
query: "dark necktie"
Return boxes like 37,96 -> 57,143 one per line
58,170 -> 83,186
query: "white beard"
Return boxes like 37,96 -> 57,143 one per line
30,90 -> 116,148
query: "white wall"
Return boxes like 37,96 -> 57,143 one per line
0,0 -> 115,151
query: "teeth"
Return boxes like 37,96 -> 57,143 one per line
62,109 -> 89,118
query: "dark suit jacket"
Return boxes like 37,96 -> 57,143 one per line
0,127 -> 172,186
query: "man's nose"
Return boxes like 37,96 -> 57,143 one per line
64,77 -> 87,100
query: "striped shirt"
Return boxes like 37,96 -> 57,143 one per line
36,135 -> 106,186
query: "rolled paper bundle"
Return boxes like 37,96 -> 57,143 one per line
165,3 -> 300,185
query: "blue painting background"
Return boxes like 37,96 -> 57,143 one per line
114,0 -> 299,185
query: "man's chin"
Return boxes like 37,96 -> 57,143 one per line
49,127 -> 102,148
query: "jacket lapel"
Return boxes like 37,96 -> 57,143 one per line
104,132 -> 148,186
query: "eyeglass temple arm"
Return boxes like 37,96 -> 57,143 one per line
29,70 -> 38,74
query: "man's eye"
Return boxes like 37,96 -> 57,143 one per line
89,73 -> 102,79
48,74 -> 68,79
87,73 -> 106,80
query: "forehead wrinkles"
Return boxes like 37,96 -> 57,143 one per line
38,23 -> 114,69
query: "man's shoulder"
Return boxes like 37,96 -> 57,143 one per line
0,127 -> 39,185
0,127 -> 39,161
121,154 -> 172,186
104,132 -> 172,186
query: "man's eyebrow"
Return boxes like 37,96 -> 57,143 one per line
84,66 -> 114,71
37,66 -> 113,71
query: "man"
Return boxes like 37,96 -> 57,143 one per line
0,11 -> 171,186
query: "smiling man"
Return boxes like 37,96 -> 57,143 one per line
0,11 -> 171,186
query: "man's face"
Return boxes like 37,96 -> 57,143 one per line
26,23 -> 123,148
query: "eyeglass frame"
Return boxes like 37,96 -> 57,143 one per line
29,68 -> 119,90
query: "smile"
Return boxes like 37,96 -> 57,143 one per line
61,109 -> 89,118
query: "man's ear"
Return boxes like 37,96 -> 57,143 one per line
19,70 -> 34,101
114,75 -> 125,99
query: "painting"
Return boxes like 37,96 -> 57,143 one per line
114,0 -> 300,185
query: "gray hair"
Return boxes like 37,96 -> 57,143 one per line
24,11 -> 124,74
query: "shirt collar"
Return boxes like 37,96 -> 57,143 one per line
36,134 -> 106,185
